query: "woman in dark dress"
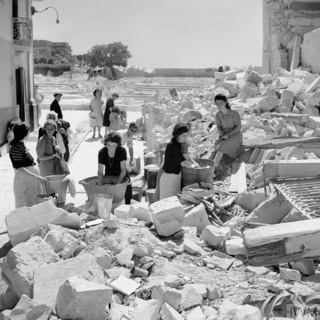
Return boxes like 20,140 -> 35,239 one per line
98,132 -> 132,204
9,122 -> 46,208
103,93 -> 119,136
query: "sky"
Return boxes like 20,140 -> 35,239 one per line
32,0 -> 263,69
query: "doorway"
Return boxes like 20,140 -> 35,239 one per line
15,67 -> 26,122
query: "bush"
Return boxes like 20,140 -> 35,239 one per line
34,64 -> 71,76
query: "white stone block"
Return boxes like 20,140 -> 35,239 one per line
183,239 -> 202,255
114,204 -> 131,219
160,303 -> 183,320
225,236 -> 246,256
218,299 -> 261,320
179,285 -> 203,311
117,248 -> 133,266
107,276 -> 140,296
186,306 -> 206,320
150,196 -> 185,237
56,275 -> 112,320
129,203 -> 152,222
184,284 -> 207,298
1,236 -> 59,298
133,243 -> 153,257
152,285 -> 182,311
200,225 -> 230,248
182,203 -> 210,234
280,267 -> 301,282
164,275 -> 185,289
206,285 -> 224,299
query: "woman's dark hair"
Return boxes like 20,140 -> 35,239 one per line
112,106 -> 120,115
214,94 -> 231,109
172,122 -> 189,139
112,93 -> 119,99
11,122 -> 30,144
93,89 -> 102,97
103,132 -> 122,147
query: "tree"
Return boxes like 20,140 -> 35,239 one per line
86,42 -> 132,80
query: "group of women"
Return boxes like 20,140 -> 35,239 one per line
9,93 -> 241,209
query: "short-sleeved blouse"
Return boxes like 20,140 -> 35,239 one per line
98,146 -> 127,176
215,109 -> 241,136
10,142 -> 35,169
36,134 -> 56,159
163,138 -> 185,174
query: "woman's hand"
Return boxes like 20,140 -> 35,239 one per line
222,134 -> 229,140
38,176 -> 47,187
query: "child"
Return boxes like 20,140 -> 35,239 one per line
109,106 -> 121,132
119,110 -> 128,129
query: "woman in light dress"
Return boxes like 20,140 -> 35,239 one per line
89,89 -> 104,138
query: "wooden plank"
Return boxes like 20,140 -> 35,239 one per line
229,161 -> 247,194
243,137 -> 320,150
243,218 -> 320,266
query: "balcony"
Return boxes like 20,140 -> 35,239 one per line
13,17 -> 32,48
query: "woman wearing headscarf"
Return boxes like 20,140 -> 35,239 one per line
36,119 -> 59,177
98,132 -> 132,204
159,122 -> 190,200
9,122 -> 46,208
213,94 -> 242,167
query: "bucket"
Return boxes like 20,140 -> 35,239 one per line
147,167 -> 159,189
146,189 -> 156,205
87,193 -> 113,220
45,175 -> 68,203
34,194 -> 57,205
181,159 -> 215,188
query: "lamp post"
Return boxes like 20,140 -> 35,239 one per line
31,6 -> 60,24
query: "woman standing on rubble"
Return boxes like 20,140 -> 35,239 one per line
213,94 -> 242,167
9,122 -> 46,208
98,132 -> 132,204
159,123 -> 190,200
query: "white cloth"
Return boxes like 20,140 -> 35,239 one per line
159,172 -> 181,200
56,132 -> 66,155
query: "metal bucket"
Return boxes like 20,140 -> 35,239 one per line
87,193 -> 113,220
45,175 -> 68,203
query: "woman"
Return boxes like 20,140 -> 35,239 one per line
36,119 -> 59,177
103,93 -> 119,136
98,132 -> 132,204
159,123 -> 190,200
109,106 -> 121,132
9,122 -> 46,208
89,89 -> 104,138
213,94 -> 242,167
38,111 -> 71,162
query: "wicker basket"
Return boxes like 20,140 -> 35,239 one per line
79,176 -> 128,203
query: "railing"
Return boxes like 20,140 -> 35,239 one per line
12,17 -> 32,47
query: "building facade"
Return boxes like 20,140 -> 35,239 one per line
263,0 -> 320,74
33,39 -> 72,59
0,0 -> 41,153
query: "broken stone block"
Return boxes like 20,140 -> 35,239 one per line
114,204 -> 131,219
108,303 -> 135,320
184,284 -> 207,298
152,285 -> 182,311
44,228 -> 79,253
140,256 -> 153,264
291,260 -> 315,276
218,299 -> 261,320
206,285 -> 224,299
203,256 -> 234,270
150,196 -> 184,237
225,237 -> 246,256
128,203 -> 151,222
1,236 -> 59,298
102,217 -> 121,229
162,250 -> 176,258
200,225 -> 230,248
203,306 -> 218,319
55,275 -> 112,320
0,294 -> 51,320
183,239 -> 202,255
280,267 -> 301,282
214,70 -> 237,81
117,248 -> 133,266
133,243 -> 153,257
164,275 -> 185,289
257,95 -> 280,112
236,188 -> 268,213
246,70 -> 263,85
0,288 -> 19,312
179,285 -> 203,311
107,276 -> 140,296
131,297 -> 159,320
245,266 -> 270,275
182,203 -> 210,234
160,303 -> 183,320
281,208 -> 311,223
33,254 -> 104,308
186,306 -> 206,320
82,247 -> 112,269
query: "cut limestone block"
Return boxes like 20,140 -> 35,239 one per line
291,260 -> 315,276
218,299 -> 261,320
184,284 -> 207,298
182,203 -> 210,234
150,196 -> 185,237
1,236 -> 59,298
107,276 -> 140,296
44,228 -> 80,253
280,267 -> 301,282
55,275 -> 112,320
246,71 -> 263,85
200,225 -> 231,248
6,200 -> 80,246
160,303 -> 183,320
130,298 -> 160,320
79,247 -> 112,269
128,203 -> 152,222
0,294 -> 51,320
133,243 -> 153,257
114,204 -> 131,219
164,275 -> 185,289
236,188 -> 267,213
183,239 -> 202,255
186,306 -> 206,320
151,285 -> 182,311
116,248 -> 133,266
225,237 -> 246,256
33,254 -> 104,308
203,256 -> 234,271
243,218 -> 320,266
179,285 -> 203,311
206,285 -> 224,300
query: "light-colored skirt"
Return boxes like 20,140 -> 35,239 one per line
217,132 -> 243,159
14,166 -> 43,209
159,171 -> 181,200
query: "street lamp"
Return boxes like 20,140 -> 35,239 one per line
31,6 -> 60,24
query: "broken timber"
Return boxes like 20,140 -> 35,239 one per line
243,218 -> 320,266
243,136 -> 320,150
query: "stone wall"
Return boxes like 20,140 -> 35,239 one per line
263,0 -> 320,74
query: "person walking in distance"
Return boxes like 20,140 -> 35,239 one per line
50,93 -> 63,119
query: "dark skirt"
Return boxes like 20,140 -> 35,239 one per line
103,108 -> 111,127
